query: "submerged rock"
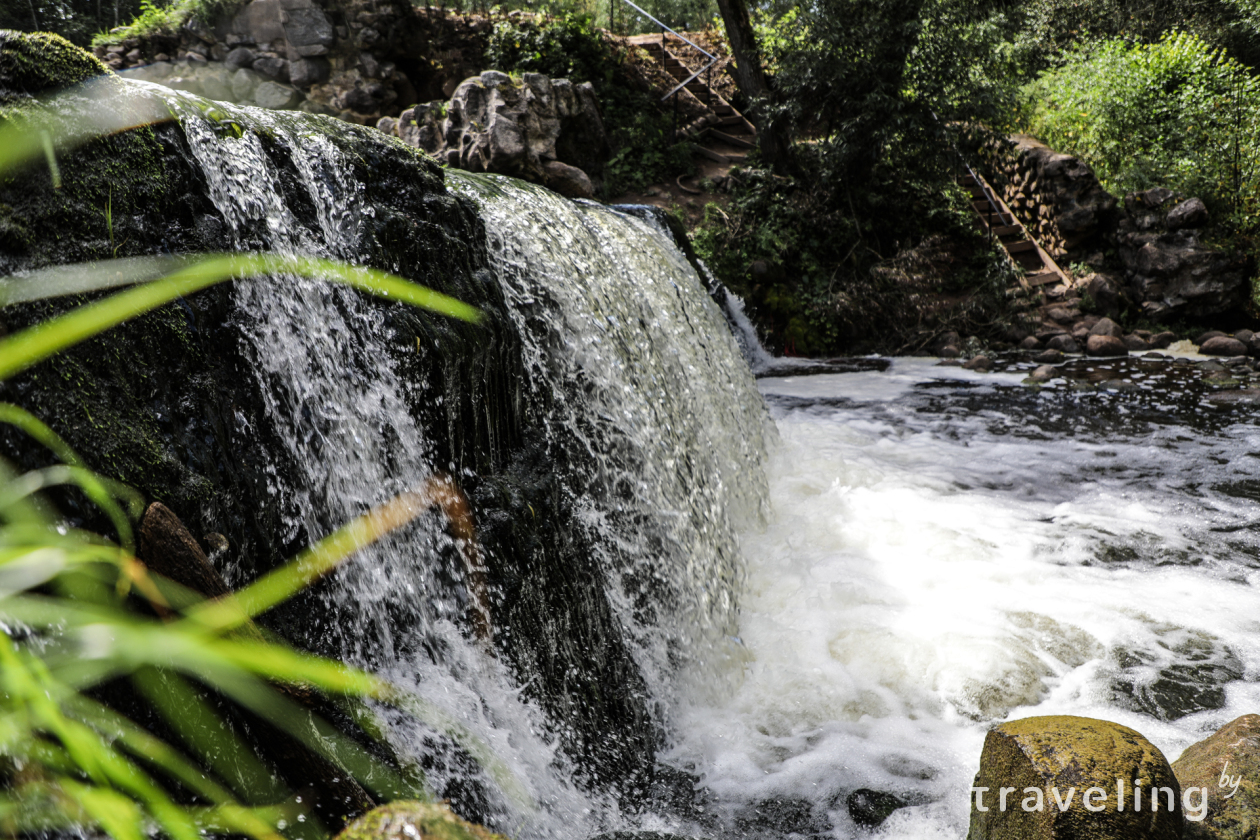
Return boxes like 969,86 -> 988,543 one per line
847,789 -> 911,828
1173,715 -> 1260,840
968,716 -> 1181,840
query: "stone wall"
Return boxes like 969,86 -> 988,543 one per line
95,1 -> 493,123
986,135 -> 1252,322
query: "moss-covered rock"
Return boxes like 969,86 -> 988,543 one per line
1173,714 -> 1260,840
0,30 -> 109,100
335,802 -> 506,840
967,715 -> 1182,840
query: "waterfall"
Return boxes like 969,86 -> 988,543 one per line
150,86 -> 771,838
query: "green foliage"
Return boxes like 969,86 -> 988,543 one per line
483,13 -> 693,195
90,0 -> 240,46
1009,0 -> 1260,75
690,0 -> 1017,354
1024,31 -> 1260,226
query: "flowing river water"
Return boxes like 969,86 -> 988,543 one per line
665,355 -> 1260,838
88,80 -> 1260,840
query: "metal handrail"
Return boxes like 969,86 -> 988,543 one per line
617,0 -> 715,59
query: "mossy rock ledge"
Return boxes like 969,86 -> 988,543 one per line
1173,714 -> 1260,840
335,802 -> 507,840
968,715 -> 1182,840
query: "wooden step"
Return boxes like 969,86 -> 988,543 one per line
990,224 -> 1021,237
708,128 -> 756,149
1006,240 -> 1036,255
694,145 -> 746,164
1026,272 -> 1059,287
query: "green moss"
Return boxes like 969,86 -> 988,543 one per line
968,716 -> 1181,840
0,31 -> 110,101
1173,714 -> 1260,840
335,802 -> 507,840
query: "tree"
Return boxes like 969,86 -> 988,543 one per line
713,0 -> 790,171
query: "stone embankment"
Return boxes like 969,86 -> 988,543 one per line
986,135 -> 1253,325
95,0 -> 493,122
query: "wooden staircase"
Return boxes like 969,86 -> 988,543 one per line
629,34 -> 758,164
958,169 -> 1070,311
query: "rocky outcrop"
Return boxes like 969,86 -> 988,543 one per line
388,70 -> 609,197
1117,189 -> 1251,321
1173,714 -> 1260,840
968,716 -> 1182,840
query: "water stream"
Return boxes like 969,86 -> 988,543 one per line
121,83 -> 1260,840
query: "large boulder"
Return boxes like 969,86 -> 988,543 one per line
968,716 -> 1182,840
335,802 -> 506,840
1173,714 -> 1260,840
394,70 -> 609,191
1118,207 -> 1251,321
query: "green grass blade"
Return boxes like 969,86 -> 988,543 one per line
0,253 -> 483,382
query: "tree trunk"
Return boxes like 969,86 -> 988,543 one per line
714,0 -> 789,170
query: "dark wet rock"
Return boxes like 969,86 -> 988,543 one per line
1235,328 -> 1255,345
1150,331 -> 1176,349
1020,335 -> 1042,350
1083,273 -> 1123,318
1123,334 -> 1150,351
1046,334 -> 1079,353
963,355 -> 994,372
1120,228 -> 1250,320
736,797 -> 830,839
252,55 -> 288,80
847,789 -> 910,828
1086,335 -> 1129,356
282,6 -> 334,57
542,159 -> 594,199
1071,322 -> 1091,340
1197,330 -> 1227,345
939,345 -> 961,359
1174,715 -> 1260,840
1036,327 -> 1068,343
1111,631 -> 1242,720
224,45 -> 255,69
0,30 -> 662,800
1088,317 -> 1123,338
138,501 -> 231,598
1033,349 -> 1066,364
1046,306 -> 1076,324
1166,197 -> 1208,231
289,56 -> 329,88
1200,336 -> 1248,357
969,716 -> 1181,840
1140,187 -> 1175,207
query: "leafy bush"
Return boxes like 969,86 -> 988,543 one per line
1024,31 -> 1260,226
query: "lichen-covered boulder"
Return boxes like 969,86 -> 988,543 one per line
1173,714 -> 1260,840
335,802 -> 506,840
394,70 -> 609,190
968,716 -> 1182,840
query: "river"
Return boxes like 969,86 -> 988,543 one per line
658,356 -> 1260,838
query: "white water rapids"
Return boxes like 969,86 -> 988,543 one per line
662,360 -> 1260,838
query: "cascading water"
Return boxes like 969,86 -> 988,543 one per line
80,80 -> 1260,840
146,85 -> 771,839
